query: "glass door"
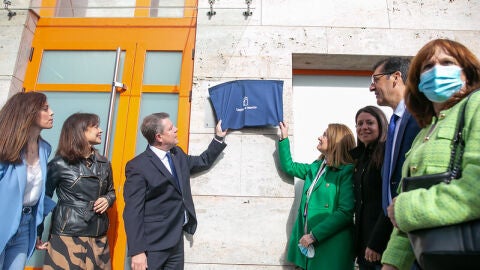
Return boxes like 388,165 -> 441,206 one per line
23,17 -> 196,269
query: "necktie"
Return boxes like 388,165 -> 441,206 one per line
382,114 -> 399,214
167,152 -> 187,224
166,152 -> 180,190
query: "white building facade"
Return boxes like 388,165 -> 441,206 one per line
1,0 -> 479,269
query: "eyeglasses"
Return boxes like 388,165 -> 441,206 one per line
371,71 -> 395,84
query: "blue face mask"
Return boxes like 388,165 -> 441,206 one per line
418,65 -> 464,103
298,244 -> 315,258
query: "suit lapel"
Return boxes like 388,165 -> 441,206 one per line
305,162 -> 325,194
392,112 -> 410,169
169,151 -> 183,192
145,147 -> 182,192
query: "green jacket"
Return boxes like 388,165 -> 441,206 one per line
279,138 -> 354,270
382,92 -> 480,270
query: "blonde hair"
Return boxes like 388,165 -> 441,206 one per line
320,123 -> 356,168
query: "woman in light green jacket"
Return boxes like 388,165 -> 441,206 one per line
278,122 -> 356,270
381,39 -> 480,270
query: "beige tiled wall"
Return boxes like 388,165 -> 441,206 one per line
1,0 -> 479,268
188,0 -> 480,268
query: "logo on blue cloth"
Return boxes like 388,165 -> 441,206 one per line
236,96 -> 257,112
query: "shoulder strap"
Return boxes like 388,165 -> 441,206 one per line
449,90 -> 479,178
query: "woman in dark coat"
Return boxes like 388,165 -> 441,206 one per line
349,106 -> 390,270
41,113 -> 115,269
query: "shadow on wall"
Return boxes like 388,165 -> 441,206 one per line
271,136 -> 303,269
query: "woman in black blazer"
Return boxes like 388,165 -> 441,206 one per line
350,106 -> 389,270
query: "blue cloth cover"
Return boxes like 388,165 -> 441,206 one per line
208,80 -> 284,130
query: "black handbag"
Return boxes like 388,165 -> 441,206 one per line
401,93 -> 480,270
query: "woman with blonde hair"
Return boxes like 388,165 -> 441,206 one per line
0,92 -> 54,269
278,122 -> 356,270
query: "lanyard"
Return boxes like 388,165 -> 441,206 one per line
303,160 -> 327,234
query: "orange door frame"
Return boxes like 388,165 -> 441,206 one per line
23,1 -> 198,269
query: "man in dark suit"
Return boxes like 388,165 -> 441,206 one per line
365,57 -> 421,268
370,57 -> 420,214
123,112 -> 227,270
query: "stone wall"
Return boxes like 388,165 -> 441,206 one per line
0,0 -> 33,105
1,0 -> 479,268
187,0 -> 480,268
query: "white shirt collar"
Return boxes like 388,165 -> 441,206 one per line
149,145 -> 169,160
393,99 -> 406,119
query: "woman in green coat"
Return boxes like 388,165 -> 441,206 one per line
278,122 -> 356,270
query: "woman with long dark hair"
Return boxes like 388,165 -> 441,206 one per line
41,113 -> 115,269
0,92 -> 54,269
350,106 -> 389,270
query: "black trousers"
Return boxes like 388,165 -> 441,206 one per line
147,238 -> 184,270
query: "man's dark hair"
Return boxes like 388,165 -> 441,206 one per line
141,112 -> 170,145
372,57 -> 411,83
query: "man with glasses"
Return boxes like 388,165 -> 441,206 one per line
367,57 -> 420,270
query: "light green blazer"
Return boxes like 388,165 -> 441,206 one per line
382,91 -> 480,270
